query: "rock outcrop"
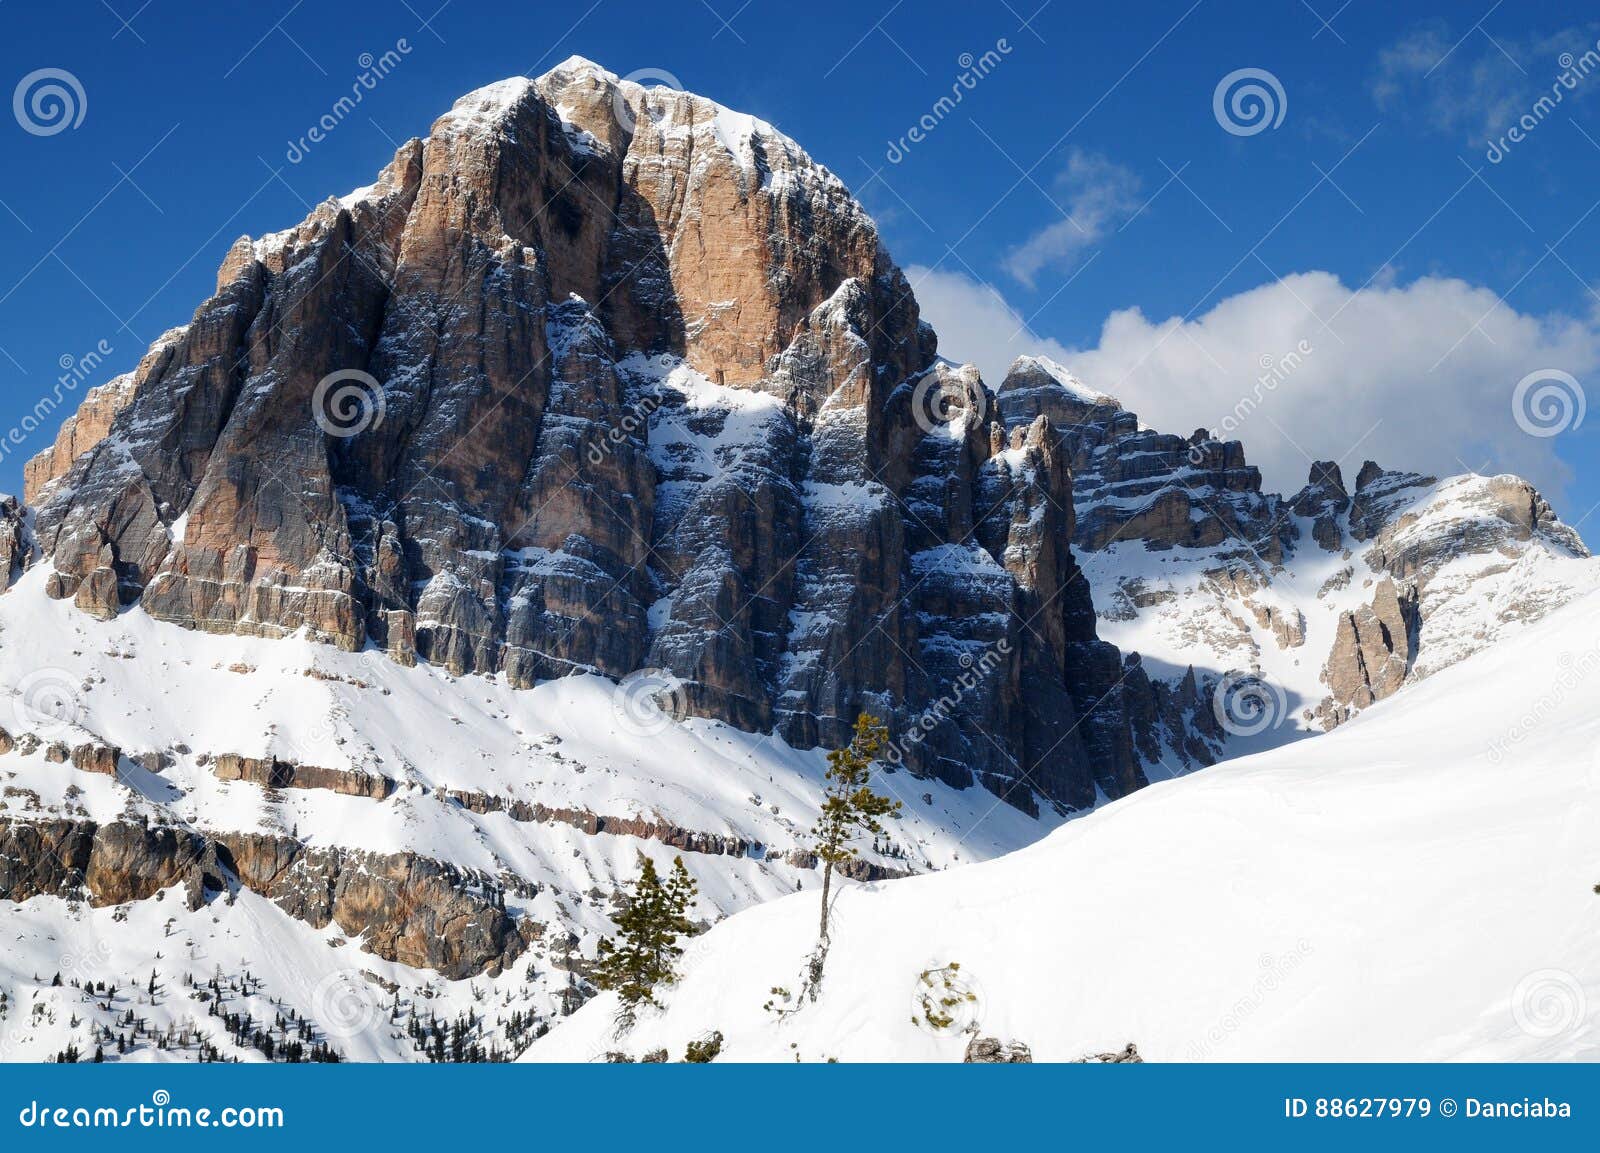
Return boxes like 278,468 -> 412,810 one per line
1074,1042 -> 1143,1063
996,357 -> 1290,562
210,753 -> 394,799
1318,578 -> 1417,725
0,495 -> 28,593
1289,460 -> 1351,552
964,1036 -> 1034,1063
24,373 -> 139,504
1304,462 -> 1589,724
68,741 -> 121,776
1356,465 -> 1582,579
439,789 -> 755,858
0,816 -> 527,979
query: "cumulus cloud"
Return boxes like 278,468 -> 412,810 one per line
910,265 -> 1597,504
909,265 -> 1079,378
1001,149 -> 1141,287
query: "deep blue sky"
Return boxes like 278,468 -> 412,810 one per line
2,0 -> 1597,528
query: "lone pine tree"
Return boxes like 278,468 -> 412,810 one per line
593,855 -> 697,1022
812,714 -> 900,952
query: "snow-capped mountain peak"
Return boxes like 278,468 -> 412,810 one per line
2,59 -> 1594,1064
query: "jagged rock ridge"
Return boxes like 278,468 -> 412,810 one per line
1014,353 -> 1596,761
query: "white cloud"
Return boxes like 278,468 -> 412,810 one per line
909,265 -> 1078,378
1372,22 -> 1600,146
911,265 -> 1597,504
1001,149 -> 1141,287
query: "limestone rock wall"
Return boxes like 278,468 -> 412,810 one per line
0,816 -> 527,979
19,60 -> 1135,814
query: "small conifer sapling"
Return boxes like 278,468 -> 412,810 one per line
808,713 -> 900,989
592,855 -> 697,1027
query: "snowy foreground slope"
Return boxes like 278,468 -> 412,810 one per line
531,590 -> 1600,1062
0,566 -> 1041,1062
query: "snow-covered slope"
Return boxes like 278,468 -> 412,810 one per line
1083,472 -> 1598,762
531,589 -> 1600,1062
0,566 -> 1043,1062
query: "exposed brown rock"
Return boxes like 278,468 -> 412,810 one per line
24,373 -> 139,503
964,1036 -> 1034,1063
441,789 -> 754,856
211,753 -> 393,799
27,62 -> 1066,799
1347,460 -> 1436,543
0,495 -> 28,592
210,753 -> 277,785
1074,1042 -> 1143,1063
382,607 -> 416,667
73,562 -> 121,620
0,815 -> 526,979
1318,578 -> 1418,726
1248,600 -> 1306,649
1289,460 -> 1350,552
999,358 -> 1288,562
69,741 -> 120,775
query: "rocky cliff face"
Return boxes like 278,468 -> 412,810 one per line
19,59 -> 1159,816
0,496 -> 27,593
0,815 -> 527,979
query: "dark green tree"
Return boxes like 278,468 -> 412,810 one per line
811,714 -> 900,951
593,855 -> 697,1023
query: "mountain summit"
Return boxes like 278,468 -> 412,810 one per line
20,57 -> 1176,811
